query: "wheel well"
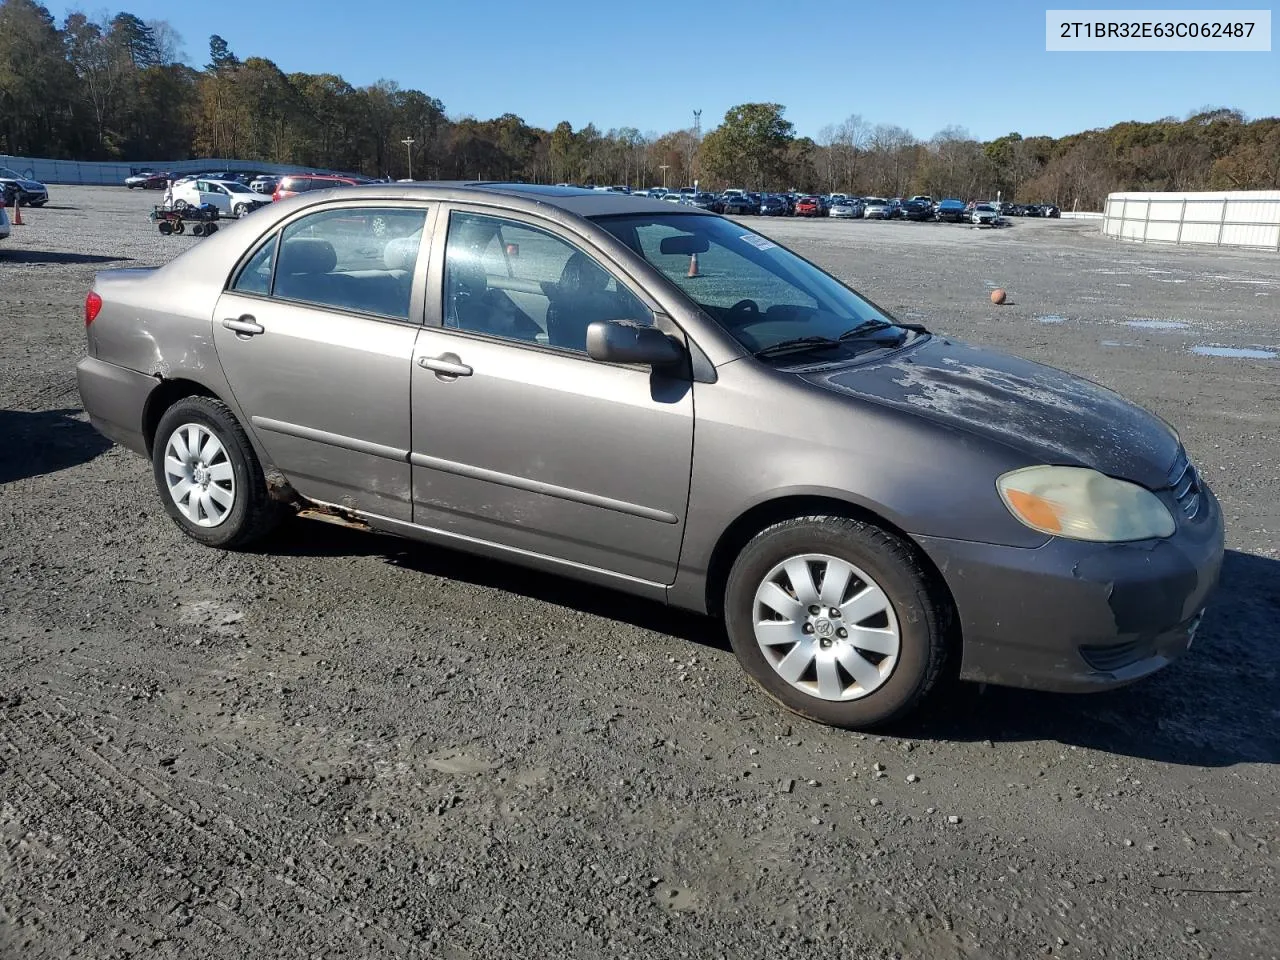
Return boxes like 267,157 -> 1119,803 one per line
142,378 -> 218,454
703,496 -> 959,635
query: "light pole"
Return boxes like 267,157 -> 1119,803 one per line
658,164 -> 669,189
401,137 -> 416,181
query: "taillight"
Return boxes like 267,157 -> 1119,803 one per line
85,290 -> 103,326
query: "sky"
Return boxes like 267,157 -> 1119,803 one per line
47,0 -> 1279,141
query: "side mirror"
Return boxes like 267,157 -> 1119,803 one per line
586,320 -> 684,367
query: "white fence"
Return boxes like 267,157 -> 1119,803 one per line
1,155 -> 350,186
1102,190 -> 1280,252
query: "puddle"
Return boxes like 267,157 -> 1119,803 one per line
1190,345 -> 1278,359
1124,319 -> 1190,330
1036,315 -> 1067,324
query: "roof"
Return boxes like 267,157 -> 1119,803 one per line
396,181 -> 684,217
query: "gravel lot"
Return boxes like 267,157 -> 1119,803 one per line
2,187 -> 1278,959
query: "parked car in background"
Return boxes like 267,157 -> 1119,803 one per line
934,198 -> 969,223
250,175 -> 280,195
1041,204 -> 1061,218
272,173 -> 369,201
862,198 -> 892,220
0,167 -> 49,206
662,193 -> 685,204
910,195 -> 933,206
970,203 -> 1001,226
794,196 -> 824,217
900,199 -> 933,221
125,170 -> 170,190
1022,203 -> 1042,217
171,179 -> 272,218
692,192 -> 724,212
75,182 -> 1225,731
722,193 -> 759,215
829,198 -> 863,219
759,195 -> 789,216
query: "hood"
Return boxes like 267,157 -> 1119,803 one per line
805,337 -> 1180,490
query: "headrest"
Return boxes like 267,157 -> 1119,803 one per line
558,250 -> 609,293
278,238 -> 337,275
383,233 -> 421,272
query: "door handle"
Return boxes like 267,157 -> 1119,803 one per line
418,354 -> 473,378
222,316 -> 265,336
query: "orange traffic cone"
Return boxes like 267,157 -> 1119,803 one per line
687,252 -> 699,278
11,195 -> 23,226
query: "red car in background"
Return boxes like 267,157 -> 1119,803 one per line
794,196 -> 825,217
272,173 -> 371,201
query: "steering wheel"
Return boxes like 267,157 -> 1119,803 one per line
725,299 -> 761,326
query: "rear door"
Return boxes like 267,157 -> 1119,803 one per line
212,200 -> 434,521
408,207 -> 694,587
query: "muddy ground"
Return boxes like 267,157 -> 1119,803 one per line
2,187 -> 1278,959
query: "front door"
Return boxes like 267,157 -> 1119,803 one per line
409,209 -> 694,586
212,202 -> 431,521
196,181 -> 230,215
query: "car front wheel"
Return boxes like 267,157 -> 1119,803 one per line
234,203 -> 250,218
724,516 -> 951,729
152,396 -> 283,549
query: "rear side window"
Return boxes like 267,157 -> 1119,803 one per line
232,235 -> 277,295
271,207 -> 428,320
281,177 -> 307,193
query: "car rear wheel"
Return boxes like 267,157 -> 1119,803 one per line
724,516 -> 951,729
173,200 -> 188,211
152,396 -> 283,549
234,203 -> 249,218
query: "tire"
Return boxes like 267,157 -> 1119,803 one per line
723,516 -> 951,730
234,203 -> 249,218
173,220 -> 185,234
205,222 -> 219,235
190,223 -> 206,237
158,221 -> 174,235
152,396 -> 283,549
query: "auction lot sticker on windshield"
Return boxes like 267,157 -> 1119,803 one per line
1046,10 -> 1271,50
741,234 -> 777,251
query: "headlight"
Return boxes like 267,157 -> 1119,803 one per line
997,465 -> 1175,542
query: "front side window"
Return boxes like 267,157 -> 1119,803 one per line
443,212 -> 651,353
594,213 -> 911,360
266,206 -> 427,319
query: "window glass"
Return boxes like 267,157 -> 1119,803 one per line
443,212 -> 651,353
594,213 -> 908,359
232,235 -> 276,295
271,207 -> 427,319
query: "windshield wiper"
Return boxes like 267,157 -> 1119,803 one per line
753,336 -> 844,359
838,319 -> 898,340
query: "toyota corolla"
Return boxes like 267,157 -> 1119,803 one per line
75,183 -> 1224,729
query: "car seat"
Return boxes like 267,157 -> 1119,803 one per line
545,251 -> 619,352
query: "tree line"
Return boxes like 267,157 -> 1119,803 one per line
2,0 -> 1277,209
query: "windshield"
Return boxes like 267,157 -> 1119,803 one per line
593,213 -> 910,359
0,168 -> 24,179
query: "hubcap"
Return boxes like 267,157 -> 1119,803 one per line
163,423 -> 235,528
752,553 -> 900,701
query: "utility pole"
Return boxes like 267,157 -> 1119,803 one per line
690,109 -> 701,187
658,165 -> 669,188
401,137 -> 416,181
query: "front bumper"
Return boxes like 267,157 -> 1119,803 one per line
914,484 -> 1225,693
76,356 -> 155,457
